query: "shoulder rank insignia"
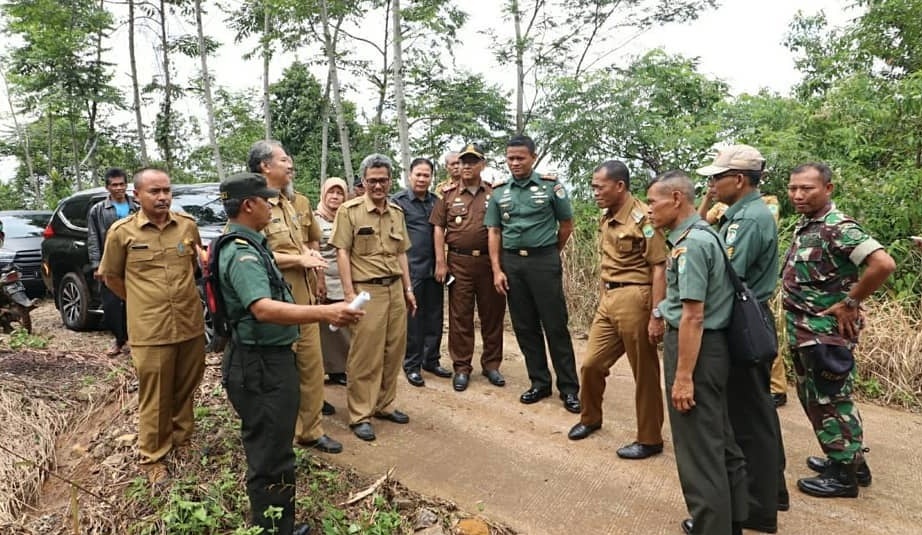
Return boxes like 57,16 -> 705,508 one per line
540,174 -> 558,181
631,209 -> 644,224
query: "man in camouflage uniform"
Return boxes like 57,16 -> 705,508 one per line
782,162 -> 895,498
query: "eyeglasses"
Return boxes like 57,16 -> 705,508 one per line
364,178 -> 391,186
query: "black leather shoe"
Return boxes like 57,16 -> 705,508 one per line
423,364 -> 452,378
482,369 -> 506,387
806,456 -> 872,486
322,400 -> 336,415
616,441 -> 664,459
374,409 -> 410,424
293,524 -> 312,535
681,518 -> 693,535
298,434 -> 343,454
797,461 -> 859,498
561,393 -> 581,413
741,517 -> 778,533
350,422 -> 375,441
772,393 -> 787,407
520,387 -> 552,404
326,373 -> 347,386
778,486 -> 790,511
405,371 -> 425,387
567,422 -> 601,440
453,373 -> 469,391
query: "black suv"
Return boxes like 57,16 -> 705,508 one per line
41,183 -> 225,349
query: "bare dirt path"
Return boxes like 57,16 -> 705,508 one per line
318,331 -> 922,535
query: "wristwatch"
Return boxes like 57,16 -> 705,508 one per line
651,307 -> 663,319
843,296 -> 860,309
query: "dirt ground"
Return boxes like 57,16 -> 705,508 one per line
5,301 -> 922,534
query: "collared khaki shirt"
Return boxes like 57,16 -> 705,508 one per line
292,192 -> 322,244
263,193 -> 314,303
430,181 -> 492,251
599,194 -> 668,284
99,210 -> 204,345
329,195 -> 410,281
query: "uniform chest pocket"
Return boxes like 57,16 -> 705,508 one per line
353,232 -> 378,256
264,221 -> 292,240
616,235 -> 643,254
168,245 -> 195,265
792,246 -> 830,284
384,229 -> 404,254
127,248 -> 156,263
448,204 -> 469,219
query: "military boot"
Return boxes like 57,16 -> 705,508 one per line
806,455 -> 872,486
797,461 -> 859,498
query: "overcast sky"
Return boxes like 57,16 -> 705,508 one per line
0,0 -> 857,184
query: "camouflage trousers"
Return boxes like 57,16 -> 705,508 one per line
792,346 -> 864,463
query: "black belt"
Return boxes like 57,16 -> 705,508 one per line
449,247 -> 484,257
357,275 -> 401,286
503,245 -> 556,257
604,281 -> 651,290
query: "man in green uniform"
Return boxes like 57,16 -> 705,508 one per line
567,160 -> 668,461
485,134 -> 579,413
248,140 -> 341,454
330,153 -> 417,442
782,163 -> 895,498
99,168 -> 206,486
697,145 -> 788,531
647,170 -> 747,535
216,172 -> 363,535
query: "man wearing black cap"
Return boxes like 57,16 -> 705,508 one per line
352,175 -> 365,198
431,143 -> 506,391
216,172 -> 363,535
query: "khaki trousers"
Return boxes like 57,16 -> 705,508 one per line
132,335 -> 206,464
447,252 -> 505,374
287,272 -> 326,443
347,282 -> 407,425
579,285 -> 663,445
770,352 -> 787,395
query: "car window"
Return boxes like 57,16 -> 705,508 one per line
172,189 -> 226,226
60,195 -> 94,228
2,213 -> 52,238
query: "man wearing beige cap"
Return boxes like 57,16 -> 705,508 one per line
696,144 -> 788,534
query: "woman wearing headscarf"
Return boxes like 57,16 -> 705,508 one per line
315,177 -> 350,385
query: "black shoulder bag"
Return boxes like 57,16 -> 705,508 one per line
696,222 -> 778,366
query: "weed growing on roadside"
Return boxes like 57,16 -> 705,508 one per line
7,328 -> 48,349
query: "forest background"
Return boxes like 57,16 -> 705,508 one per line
1,0 -> 920,405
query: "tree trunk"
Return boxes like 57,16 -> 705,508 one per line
318,0 -> 354,182
128,0 -> 149,164
195,0 -> 224,180
391,0 -> 411,184
511,0 -> 525,134
320,62 -> 333,184
373,0 -> 392,151
0,71 -> 37,197
263,5 -> 271,140
158,0 -> 173,173
69,117 -> 81,190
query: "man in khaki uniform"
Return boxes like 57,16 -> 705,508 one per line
434,151 -> 461,198
567,160 -> 668,460
247,140 -> 341,454
330,153 -> 417,442
99,168 -> 206,485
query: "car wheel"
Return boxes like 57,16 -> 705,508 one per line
58,272 -> 97,330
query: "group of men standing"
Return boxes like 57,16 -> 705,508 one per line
91,133 -> 896,534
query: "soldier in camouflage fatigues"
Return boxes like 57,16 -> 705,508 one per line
782,163 -> 895,499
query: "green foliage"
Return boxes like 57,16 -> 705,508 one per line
7,328 -> 48,350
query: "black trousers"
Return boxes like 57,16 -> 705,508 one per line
726,304 -> 787,524
665,328 -> 748,535
101,284 -> 128,346
224,342 -> 300,535
503,249 -> 578,395
403,277 -> 444,373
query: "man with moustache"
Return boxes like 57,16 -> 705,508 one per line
330,153 -> 417,442
392,157 -> 452,386
646,170 -> 747,535
485,134 -> 580,413
99,168 -> 206,486
567,160 -> 668,461
247,140 -> 341,454
431,143 -> 506,391
216,172 -> 363,535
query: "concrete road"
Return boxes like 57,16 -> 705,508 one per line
318,336 -> 922,535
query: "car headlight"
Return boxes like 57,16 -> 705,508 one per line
0,249 -> 15,268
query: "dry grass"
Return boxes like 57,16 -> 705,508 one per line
851,299 -> 922,409
562,231 -> 601,334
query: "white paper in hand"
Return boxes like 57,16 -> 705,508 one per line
330,291 -> 370,331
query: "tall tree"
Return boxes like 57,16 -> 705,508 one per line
127,0 -> 149,164
194,0 -> 225,180
391,0 -> 411,181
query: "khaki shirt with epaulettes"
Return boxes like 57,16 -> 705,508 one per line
433,178 -> 458,199
599,195 -> 668,283
292,192 -> 322,293
263,194 -> 315,304
328,195 -> 410,282
99,210 -> 204,345
429,181 -> 492,252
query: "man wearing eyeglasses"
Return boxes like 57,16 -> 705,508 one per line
330,153 -> 417,442
695,145 -> 787,534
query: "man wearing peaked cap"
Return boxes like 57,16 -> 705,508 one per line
430,142 -> 507,391
216,171 -> 362,535
695,144 -> 788,533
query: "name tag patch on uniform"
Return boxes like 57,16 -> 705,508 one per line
642,224 -> 654,238
726,223 -> 740,245
129,243 -> 150,250
357,226 -> 374,235
238,254 -> 259,263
